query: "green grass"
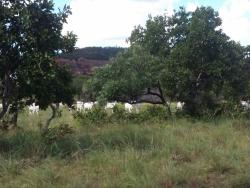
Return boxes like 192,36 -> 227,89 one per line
1,109 -> 250,187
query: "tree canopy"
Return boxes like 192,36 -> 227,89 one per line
0,0 -> 77,126
90,6 -> 248,117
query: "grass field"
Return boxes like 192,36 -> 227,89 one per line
1,108 -> 250,187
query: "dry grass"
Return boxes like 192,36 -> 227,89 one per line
1,108 -> 250,187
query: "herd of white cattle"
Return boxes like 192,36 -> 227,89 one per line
0,100 -> 249,115
75,101 -> 135,113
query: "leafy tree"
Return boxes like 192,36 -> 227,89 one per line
164,7 -> 244,116
89,45 -> 172,114
90,6 -> 245,117
241,45 -> 250,101
0,0 -> 76,128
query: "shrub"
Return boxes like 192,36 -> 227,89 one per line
74,107 -> 108,125
42,124 -> 74,145
135,105 -> 167,123
42,124 -> 79,158
111,104 -> 127,120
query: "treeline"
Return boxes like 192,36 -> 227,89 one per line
87,7 -> 250,118
59,47 -> 125,60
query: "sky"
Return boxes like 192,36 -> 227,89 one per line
53,0 -> 250,47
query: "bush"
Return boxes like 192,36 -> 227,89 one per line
74,104 -> 169,125
42,124 -> 79,158
111,104 -> 127,120
42,124 -> 74,145
74,106 -> 108,125
134,105 -> 168,123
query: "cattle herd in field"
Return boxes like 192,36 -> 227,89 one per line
0,100 -> 249,115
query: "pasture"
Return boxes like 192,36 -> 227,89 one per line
1,107 -> 250,187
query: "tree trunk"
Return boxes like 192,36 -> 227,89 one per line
43,104 -> 57,133
10,101 -> 19,128
0,73 -> 12,119
157,81 -> 172,116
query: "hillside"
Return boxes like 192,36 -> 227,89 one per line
56,58 -> 109,75
60,47 -> 124,60
57,47 -> 124,75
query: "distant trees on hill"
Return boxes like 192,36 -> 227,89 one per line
59,47 -> 125,60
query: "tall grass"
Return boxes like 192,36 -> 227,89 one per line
1,108 -> 250,187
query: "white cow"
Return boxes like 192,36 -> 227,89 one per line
59,102 -> 64,108
76,101 -> 84,111
28,103 -> 39,115
0,103 -> 2,109
105,101 -> 117,112
84,102 -> 94,111
241,100 -> 250,110
176,102 -> 185,110
125,103 -> 133,113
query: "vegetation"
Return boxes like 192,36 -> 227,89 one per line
90,7 -> 250,117
1,1 -> 250,187
0,0 -> 76,129
1,109 -> 250,187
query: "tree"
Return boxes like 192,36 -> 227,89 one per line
164,7 -> 244,116
90,6 -> 245,117
0,0 -> 77,128
89,45 -> 172,115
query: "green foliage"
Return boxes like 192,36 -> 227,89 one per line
90,6 -> 248,117
139,105 -> 167,121
165,7 -> 244,116
74,104 -> 168,125
74,107 -> 108,125
111,104 -> 127,120
89,45 -> 161,102
42,124 -> 74,145
0,0 -> 77,122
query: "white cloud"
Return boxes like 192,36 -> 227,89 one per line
219,0 -> 250,46
63,0 -> 175,47
186,2 -> 197,12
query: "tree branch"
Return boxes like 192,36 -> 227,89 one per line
43,104 -> 57,133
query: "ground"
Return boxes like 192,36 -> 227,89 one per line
1,108 -> 250,188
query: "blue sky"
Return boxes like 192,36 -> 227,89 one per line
54,0 -> 250,47
175,0 -> 224,10
53,0 -> 70,9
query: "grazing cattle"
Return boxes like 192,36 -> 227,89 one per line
0,103 -> 2,109
125,103 -> 133,113
240,101 -> 250,110
59,102 -> 64,108
84,102 -> 94,111
105,101 -> 117,112
76,101 -> 84,111
28,103 -> 39,115
176,102 -> 185,110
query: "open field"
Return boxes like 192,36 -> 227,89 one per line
1,108 -> 250,188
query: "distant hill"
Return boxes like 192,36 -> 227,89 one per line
56,58 -> 109,75
57,47 -> 124,75
59,47 -> 124,61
